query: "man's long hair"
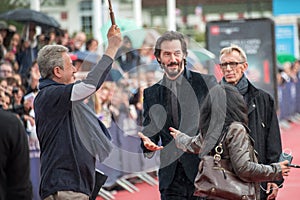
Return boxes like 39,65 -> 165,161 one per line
154,31 -> 187,66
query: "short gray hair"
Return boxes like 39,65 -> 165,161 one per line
219,44 -> 247,62
37,45 -> 68,79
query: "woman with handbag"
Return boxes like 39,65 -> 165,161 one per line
169,84 -> 290,200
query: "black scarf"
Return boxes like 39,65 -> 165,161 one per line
221,74 -> 248,96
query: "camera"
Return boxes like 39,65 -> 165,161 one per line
279,152 -> 300,168
12,87 -> 19,94
279,152 -> 293,164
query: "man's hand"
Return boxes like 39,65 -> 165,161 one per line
266,182 -> 279,200
105,25 -> 122,59
138,132 -> 163,151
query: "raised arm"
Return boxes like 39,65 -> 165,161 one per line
71,25 -> 122,101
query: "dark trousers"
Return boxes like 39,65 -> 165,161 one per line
160,162 -> 203,200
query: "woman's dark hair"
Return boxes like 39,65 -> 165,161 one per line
199,84 -> 248,137
85,38 -> 98,51
154,31 -> 187,64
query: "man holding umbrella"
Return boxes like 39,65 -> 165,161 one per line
0,8 -> 60,28
17,22 -> 38,79
0,8 -> 61,79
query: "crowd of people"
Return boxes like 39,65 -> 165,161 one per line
0,20 -> 163,200
0,20 -> 158,143
277,60 -> 300,128
0,18 -> 300,200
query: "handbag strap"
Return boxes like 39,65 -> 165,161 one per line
216,126 -> 229,148
213,126 -> 229,162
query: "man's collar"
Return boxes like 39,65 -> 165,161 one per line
38,78 -> 65,90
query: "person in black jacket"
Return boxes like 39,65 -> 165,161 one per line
138,31 -> 217,200
0,109 -> 32,200
218,44 -> 283,200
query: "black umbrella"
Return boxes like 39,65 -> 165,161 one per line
0,8 -> 60,28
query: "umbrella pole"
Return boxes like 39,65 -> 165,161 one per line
107,0 -> 116,25
137,64 -> 141,89
26,24 -> 29,41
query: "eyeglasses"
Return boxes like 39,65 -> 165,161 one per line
0,70 -> 12,74
219,62 -> 245,69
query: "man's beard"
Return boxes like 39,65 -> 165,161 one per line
162,60 -> 184,78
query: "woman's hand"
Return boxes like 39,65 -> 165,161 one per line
266,182 -> 279,200
280,160 -> 291,176
138,132 -> 163,151
169,127 -> 181,139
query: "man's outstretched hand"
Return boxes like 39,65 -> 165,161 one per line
138,132 -> 163,151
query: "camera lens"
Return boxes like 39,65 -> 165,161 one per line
12,87 -> 19,93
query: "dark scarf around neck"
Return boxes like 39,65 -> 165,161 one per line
221,74 -> 248,96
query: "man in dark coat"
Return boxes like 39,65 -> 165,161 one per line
0,109 -> 32,200
219,44 -> 283,200
138,31 -> 217,200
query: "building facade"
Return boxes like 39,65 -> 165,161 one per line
36,0 -> 275,36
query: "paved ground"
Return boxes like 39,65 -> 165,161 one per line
277,122 -> 300,199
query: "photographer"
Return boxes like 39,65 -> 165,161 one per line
10,85 -> 35,134
4,77 -> 33,134
7,78 -> 24,114
0,77 -> 10,109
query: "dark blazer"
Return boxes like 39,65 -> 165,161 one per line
245,81 -> 283,200
141,68 -> 217,190
0,110 -> 32,200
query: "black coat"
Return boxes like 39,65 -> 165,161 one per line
141,68 -> 217,190
0,110 -> 32,200
245,81 -> 283,200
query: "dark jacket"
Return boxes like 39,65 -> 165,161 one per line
246,81 -> 282,165
0,110 -> 32,200
16,46 -> 38,78
245,81 -> 283,199
34,80 -> 95,199
141,68 -> 217,190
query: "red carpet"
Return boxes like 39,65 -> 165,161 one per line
97,122 -> 300,200
277,122 -> 300,200
96,180 -> 160,200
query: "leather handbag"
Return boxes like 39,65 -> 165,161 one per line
194,130 -> 256,200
